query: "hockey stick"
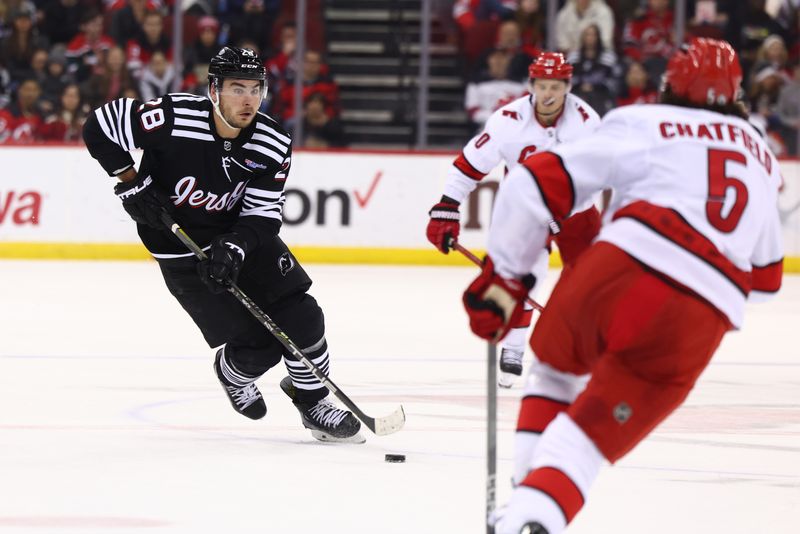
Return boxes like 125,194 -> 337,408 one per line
486,342 -> 497,534
450,241 -> 545,312
160,213 -> 405,436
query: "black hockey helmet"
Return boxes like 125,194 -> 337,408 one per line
208,46 -> 267,83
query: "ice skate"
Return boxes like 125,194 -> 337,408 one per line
498,347 -> 524,388
280,376 -> 365,443
214,349 -> 266,420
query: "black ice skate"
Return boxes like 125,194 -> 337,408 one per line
521,522 -> 549,534
214,349 -> 267,420
498,347 -> 524,388
280,376 -> 365,444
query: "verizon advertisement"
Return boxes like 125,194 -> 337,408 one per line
1,147 -> 799,263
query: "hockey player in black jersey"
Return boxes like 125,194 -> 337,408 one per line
83,46 -> 364,443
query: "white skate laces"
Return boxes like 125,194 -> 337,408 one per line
308,398 -> 349,428
226,382 -> 261,409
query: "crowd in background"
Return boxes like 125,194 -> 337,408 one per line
0,0 -> 345,147
0,0 -> 799,154
459,0 -> 800,155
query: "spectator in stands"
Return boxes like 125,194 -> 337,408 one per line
40,45 -> 73,109
453,0 -> 517,32
184,15 -> 220,74
0,77 -> 44,143
26,47 -> 48,83
66,9 -> 114,83
40,82 -> 87,141
303,92 -> 347,148
0,0 -> 36,37
474,19 -> 533,81
616,60 -> 657,107
110,0 -> 150,47
42,0 -> 82,46
125,9 -> 172,79
266,21 -> 296,81
568,23 -> 621,116
555,0 -> 614,54
728,0 -> 788,77
277,49 -> 339,129
265,22 -> 296,116
465,48 -> 525,129
776,60 -> 800,155
686,0 -> 731,40
512,0 -> 545,51
139,50 -> 176,101
751,34 -> 792,84
622,0 -> 675,82
0,4 -> 49,80
221,0 -> 280,53
0,62 -> 10,108
82,45 -> 136,108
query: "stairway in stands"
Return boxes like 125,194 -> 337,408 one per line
323,0 -> 472,149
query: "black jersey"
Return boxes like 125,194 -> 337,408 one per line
83,93 -> 292,258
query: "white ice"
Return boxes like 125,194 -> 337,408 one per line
0,261 -> 798,533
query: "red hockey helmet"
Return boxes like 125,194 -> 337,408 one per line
663,38 -> 742,106
528,52 -> 573,81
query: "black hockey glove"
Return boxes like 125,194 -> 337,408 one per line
197,234 -> 248,294
113,174 -> 173,229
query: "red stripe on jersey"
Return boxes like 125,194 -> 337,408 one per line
752,259 -> 783,293
521,466 -> 585,523
613,201 -> 751,296
523,152 -> 575,221
453,152 -> 486,181
509,308 -> 534,329
516,395 -> 570,434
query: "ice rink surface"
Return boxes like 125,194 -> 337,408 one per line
0,260 -> 798,533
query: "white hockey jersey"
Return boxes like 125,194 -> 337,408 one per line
443,93 -> 601,204
488,104 -> 784,328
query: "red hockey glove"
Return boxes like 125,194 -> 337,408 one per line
463,256 -> 534,342
554,206 -> 601,268
426,197 -> 460,253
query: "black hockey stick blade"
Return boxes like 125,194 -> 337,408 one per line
161,212 -> 406,436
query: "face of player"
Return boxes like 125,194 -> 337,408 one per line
216,78 -> 263,129
531,79 -> 569,116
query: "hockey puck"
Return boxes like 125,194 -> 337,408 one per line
384,454 -> 406,463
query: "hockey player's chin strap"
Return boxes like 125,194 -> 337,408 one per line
209,85 -> 240,132
208,77 -> 266,133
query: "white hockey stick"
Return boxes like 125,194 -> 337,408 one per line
161,212 -> 406,436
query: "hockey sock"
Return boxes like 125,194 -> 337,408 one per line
514,414 -> 604,532
219,346 -> 259,386
514,362 -> 589,484
283,335 -> 330,404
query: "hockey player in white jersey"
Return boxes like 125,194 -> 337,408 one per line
462,39 -> 784,533
426,52 -> 602,387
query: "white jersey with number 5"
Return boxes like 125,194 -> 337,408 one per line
443,93 -> 601,203
489,104 -> 784,328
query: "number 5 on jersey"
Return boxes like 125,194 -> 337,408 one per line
706,148 -> 748,233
